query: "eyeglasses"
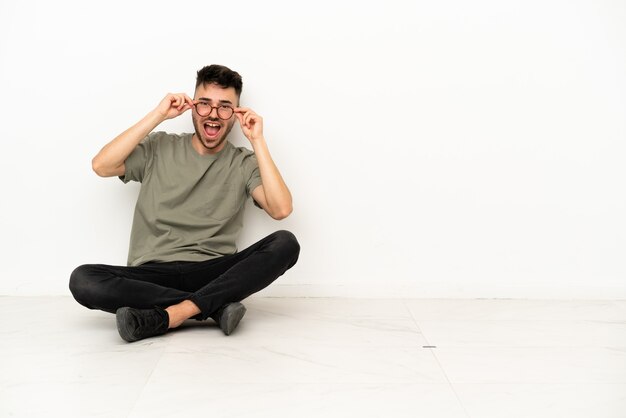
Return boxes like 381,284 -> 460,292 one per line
193,101 -> 234,120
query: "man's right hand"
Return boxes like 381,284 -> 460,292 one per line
92,93 -> 194,178
154,93 -> 195,120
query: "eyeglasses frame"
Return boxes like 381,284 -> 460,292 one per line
193,101 -> 235,120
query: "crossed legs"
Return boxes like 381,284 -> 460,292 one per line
69,230 -> 300,340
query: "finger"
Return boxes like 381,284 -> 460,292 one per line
178,94 -> 188,108
171,95 -> 180,109
236,110 -> 249,125
240,109 -> 252,121
238,113 -> 250,131
234,107 -> 251,114
236,112 -> 245,127
168,94 -> 178,107
244,112 -> 254,128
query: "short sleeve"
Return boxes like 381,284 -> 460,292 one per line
118,132 -> 158,183
242,153 -> 263,209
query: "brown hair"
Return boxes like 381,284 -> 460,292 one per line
195,64 -> 243,97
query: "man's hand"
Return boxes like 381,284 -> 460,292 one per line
92,93 -> 193,178
154,93 -> 195,121
235,107 -> 264,142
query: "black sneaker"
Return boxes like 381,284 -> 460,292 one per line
210,302 -> 246,335
116,306 -> 169,342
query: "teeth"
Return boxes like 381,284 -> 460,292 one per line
205,123 -> 220,127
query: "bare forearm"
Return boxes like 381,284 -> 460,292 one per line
92,110 -> 165,176
251,137 -> 293,216
233,106 -> 292,218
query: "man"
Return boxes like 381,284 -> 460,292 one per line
69,64 -> 300,343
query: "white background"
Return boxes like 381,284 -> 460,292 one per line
0,0 -> 624,298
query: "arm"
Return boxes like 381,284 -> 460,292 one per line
92,93 -> 194,177
235,107 -> 293,220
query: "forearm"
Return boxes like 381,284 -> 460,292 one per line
251,137 -> 293,216
92,110 -> 165,175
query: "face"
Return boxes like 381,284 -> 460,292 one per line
191,82 -> 239,154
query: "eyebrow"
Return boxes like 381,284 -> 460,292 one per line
197,97 -> 233,105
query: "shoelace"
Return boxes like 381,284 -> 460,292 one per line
134,307 -> 168,333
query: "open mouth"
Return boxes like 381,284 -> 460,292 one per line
203,121 -> 222,139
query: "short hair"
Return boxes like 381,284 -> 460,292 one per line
195,64 -> 243,97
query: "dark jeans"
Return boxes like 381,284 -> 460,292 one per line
69,230 -> 300,320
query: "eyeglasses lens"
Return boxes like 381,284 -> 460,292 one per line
196,103 -> 233,120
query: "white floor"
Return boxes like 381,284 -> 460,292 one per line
1,296 -> 625,418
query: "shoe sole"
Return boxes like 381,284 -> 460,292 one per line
220,302 -> 247,335
116,307 -> 137,342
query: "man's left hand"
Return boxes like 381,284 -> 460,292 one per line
234,107 -> 264,142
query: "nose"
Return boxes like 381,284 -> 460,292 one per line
208,107 -> 219,118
